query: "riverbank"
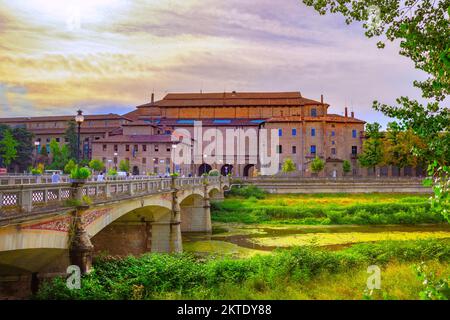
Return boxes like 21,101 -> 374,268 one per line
36,239 -> 450,300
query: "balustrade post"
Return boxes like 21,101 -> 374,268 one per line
170,186 -> 182,253
105,182 -> 111,198
129,182 -> 135,196
20,186 -> 33,212
203,184 -> 212,233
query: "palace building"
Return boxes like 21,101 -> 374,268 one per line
1,91 -> 371,177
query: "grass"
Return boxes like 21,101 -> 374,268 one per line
212,192 -> 445,225
35,239 -> 450,300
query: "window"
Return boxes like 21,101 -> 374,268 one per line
165,130 -> 171,135
114,145 -> 118,152
166,158 -> 170,164
292,128 -> 297,136
352,130 -> 357,138
277,145 -> 283,154
142,158 -> 147,164
166,147 -> 171,152
114,157 -> 118,164
331,148 -> 336,155
56,138 -> 60,142
154,158 -> 158,164
311,108 -> 317,117
134,145 -> 138,152
102,144 -> 107,152
352,146 -> 358,155
331,131 -> 335,137
46,138 -> 50,142
310,145 -> 316,154
142,145 -> 147,152
155,145 -> 159,152
102,157 -> 106,163
332,141 -> 335,145
278,129 -> 282,137
311,128 -> 316,137
65,138 -> 69,143
292,146 -> 297,154
126,145 -> 130,151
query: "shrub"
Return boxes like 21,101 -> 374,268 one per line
107,168 -> 118,177
311,156 -> 325,173
70,166 -> 92,180
89,159 -> 105,172
208,169 -> 220,176
227,186 -> 266,199
64,159 -> 76,174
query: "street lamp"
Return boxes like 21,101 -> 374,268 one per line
34,141 -> 40,166
75,110 -> 84,164
172,144 -> 177,174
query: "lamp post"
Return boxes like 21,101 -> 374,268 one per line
34,141 -> 40,166
75,110 -> 84,164
172,144 -> 177,174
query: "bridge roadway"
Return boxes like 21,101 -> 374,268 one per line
0,176 -> 230,288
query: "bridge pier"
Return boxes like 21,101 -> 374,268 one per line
69,208 -> 93,274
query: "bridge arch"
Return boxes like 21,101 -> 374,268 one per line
180,193 -> 211,233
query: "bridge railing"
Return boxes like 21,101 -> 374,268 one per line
0,176 -> 228,218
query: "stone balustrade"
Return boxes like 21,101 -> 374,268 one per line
0,176 -> 227,218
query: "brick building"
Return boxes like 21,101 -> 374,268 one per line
0,91 -> 371,176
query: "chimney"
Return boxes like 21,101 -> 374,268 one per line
351,111 -> 354,118
344,107 -> 348,117
320,94 -> 323,104
151,93 -> 155,104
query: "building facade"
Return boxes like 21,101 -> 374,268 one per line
3,91 -> 409,177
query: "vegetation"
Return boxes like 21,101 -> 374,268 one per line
281,158 -> 296,173
208,169 -> 220,176
47,139 -> 71,171
35,239 -> 450,300
0,129 -> 18,167
0,124 -> 34,171
358,123 -> 384,173
213,192 -> 444,225
227,185 -> 267,200
65,121 -> 79,161
107,168 -> 118,177
119,159 -> 130,173
89,159 -> 105,173
342,160 -> 351,174
64,159 -> 77,174
70,166 -> 92,180
310,156 -> 324,174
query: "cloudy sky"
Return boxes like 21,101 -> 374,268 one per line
0,0 -> 427,126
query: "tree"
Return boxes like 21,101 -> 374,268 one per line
310,156 -> 325,173
47,139 -> 70,170
64,159 -> 77,174
343,160 -> 351,174
301,0 -> 449,219
65,121 -> 79,160
0,129 -> 18,167
0,125 -> 34,172
282,158 -> 296,173
89,159 -> 105,173
119,159 -> 130,173
358,123 -> 384,173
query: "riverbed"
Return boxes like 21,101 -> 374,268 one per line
183,223 -> 450,258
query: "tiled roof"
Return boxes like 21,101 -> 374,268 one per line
22,127 -> 122,135
0,113 -> 132,123
156,118 -> 263,127
266,114 -> 365,124
137,91 -> 324,108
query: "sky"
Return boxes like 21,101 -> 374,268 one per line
0,0 -> 429,127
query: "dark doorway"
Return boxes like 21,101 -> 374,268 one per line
221,164 -> 233,176
243,164 -> 255,177
132,166 -> 140,176
198,164 -> 212,176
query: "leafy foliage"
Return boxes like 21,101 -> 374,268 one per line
119,159 -> 130,173
358,123 -> 384,170
35,240 -> 450,300
70,166 -> 92,180
64,159 -> 77,174
0,129 -> 18,167
89,159 -> 105,173
342,160 -> 351,173
65,121 -> 79,161
226,185 -> 266,199
310,156 -> 325,173
282,158 -> 296,173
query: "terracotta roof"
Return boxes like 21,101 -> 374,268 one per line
137,91 -> 324,108
156,118 -> 263,127
92,134 -> 175,144
266,114 -> 365,124
0,113 -> 132,123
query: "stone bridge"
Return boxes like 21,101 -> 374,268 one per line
0,176 -> 230,281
